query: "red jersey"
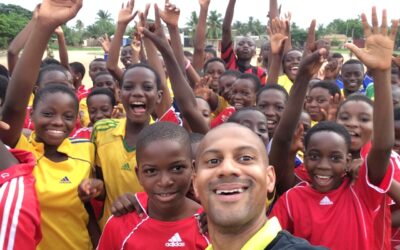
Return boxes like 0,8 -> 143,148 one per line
221,42 -> 266,85
72,127 -> 92,140
270,159 -> 393,250
210,106 -> 235,128
77,85 -> 89,101
158,106 -> 183,125
0,149 -> 41,250
97,192 -> 209,250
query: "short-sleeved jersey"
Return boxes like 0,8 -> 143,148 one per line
92,107 -> 182,228
221,42 -> 266,85
210,106 -> 235,128
211,95 -> 230,119
15,134 -> 94,250
0,149 -> 41,250
277,74 -> 293,94
270,159 -> 394,250
72,127 -> 92,140
97,192 -> 209,250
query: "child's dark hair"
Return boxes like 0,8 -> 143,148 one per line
394,107 -> 400,121
342,59 -> 365,73
69,62 -> 86,78
90,58 -> 106,64
136,122 -> 191,161
121,63 -> 161,89
256,84 -> 289,103
282,49 -> 302,68
227,106 -> 265,123
189,133 -> 204,144
236,73 -> 261,92
0,75 -> 9,105
203,58 -> 226,73
220,70 -> 241,79
337,93 -> 373,115
94,71 -> 115,82
309,80 -> 341,97
87,88 -> 116,107
32,83 -> 79,113
204,47 -> 217,58
304,121 -> 351,150
41,58 -> 61,67
332,52 -> 344,60
37,64 -> 69,86
0,64 -> 9,79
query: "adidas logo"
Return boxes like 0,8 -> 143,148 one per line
319,196 -> 333,205
121,163 -> 132,171
165,233 -> 185,247
59,176 -> 71,184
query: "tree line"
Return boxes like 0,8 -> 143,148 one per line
1,3 -> 399,49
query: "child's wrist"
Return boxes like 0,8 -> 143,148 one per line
185,60 -> 191,70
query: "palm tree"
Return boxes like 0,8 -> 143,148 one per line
75,19 -> 84,31
207,10 -> 223,39
185,11 -> 198,41
96,10 -> 113,22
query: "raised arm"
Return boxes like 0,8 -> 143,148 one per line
221,0 -> 236,50
140,4 -> 209,134
192,0 -> 210,71
0,0 -> 82,147
346,8 -> 398,185
107,0 -> 137,82
266,18 -> 288,84
54,26 -> 70,69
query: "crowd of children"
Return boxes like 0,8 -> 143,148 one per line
0,0 -> 400,249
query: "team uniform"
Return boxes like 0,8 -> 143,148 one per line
92,107 -> 182,228
270,151 -> 394,250
15,133 -> 95,250
221,42 -> 266,85
97,192 -> 209,250
277,74 -> 293,94
72,127 -> 93,140
0,149 -> 41,250
210,106 -> 235,128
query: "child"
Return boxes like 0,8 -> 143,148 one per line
97,122 -> 209,249
93,71 -> 118,96
221,0 -> 266,84
0,1 -> 102,248
203,58 -> 226,94
69,61 -> 88,100
304,80 -> 341,123
278,49 -> 303,93
73,88 -> 116,139
88,58 -> 107,83
271,8 -> 398,249
341,59 -> 365,98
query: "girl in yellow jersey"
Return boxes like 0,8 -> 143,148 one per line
0,0 -> 102,249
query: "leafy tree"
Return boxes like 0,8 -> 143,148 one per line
84,10 -> 115,38
290,22 -> 307,48
185,11 -> 199,41
96,10 -> 113,22
0,4 -> 31,49
207,10 -> 222,39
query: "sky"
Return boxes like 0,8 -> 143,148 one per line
2,0 -> 399,29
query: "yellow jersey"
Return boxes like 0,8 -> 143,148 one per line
278,74 -> 293,94
212,95 -> 230,119
92,118 -> 144,228
15,133 -> 95,250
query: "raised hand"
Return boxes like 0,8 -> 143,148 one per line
136,4 -> 151,30
37,0 -> 83,28
304,20 -> 316,56
54,26 -> 64,36
267,17 -> 288,55
298,48 -> 328,79
321,93 -> 344,121
78,178 -> 104,202
194,76 -> 213,101
345,7 -> 399,70
159,0 -> 180,27
98,33 -> 111,53
199,0 -> 211,8
118,0 -> 137,25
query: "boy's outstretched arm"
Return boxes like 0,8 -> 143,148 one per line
139,4 -> 209,134
107,0 -> 137,82
269,18 -> 327,195
221,0 -> 235,50
0,0 -> 82,147
54,26 -> 70,69
346,7 -> 398,185
192,0 -> 210,71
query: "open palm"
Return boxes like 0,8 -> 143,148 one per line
38,0 -> 82,27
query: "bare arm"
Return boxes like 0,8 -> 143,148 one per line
107,0 -> 137,82
0,0 -> 82,147
54,26 -> 69,69
346,8 -> 398,185
266,18 -> 288,84
221,0 -> 236,50
192,0 -> 210,71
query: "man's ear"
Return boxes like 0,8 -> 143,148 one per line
266,165 -> 276,194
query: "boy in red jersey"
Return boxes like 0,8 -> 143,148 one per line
97,122 -> 209,249
0,121 -> 41,250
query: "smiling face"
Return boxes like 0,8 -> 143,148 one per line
121,46 -> 133,68
305,87 -> 332,122
256,89 -> 287,138
120,67 -> 161,124
32,92 -> 77,147
219,75 -> 237,103
336,100 -> 373,152
305,131 -> 351,193
283,50 -> 302,82
341,63 -> 364,93
137,139 -> 193,215
205,61 -> 226,93
87,94 -> 113,125
230,79 -> 256,110
235,37 -> 256,61
193,124 -> 275,230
